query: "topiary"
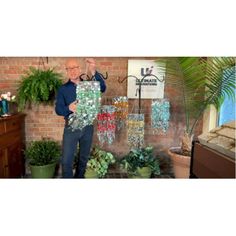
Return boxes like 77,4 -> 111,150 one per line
25,138 -> 61,166
120,146 -> 160,177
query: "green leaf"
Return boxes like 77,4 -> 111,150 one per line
17,67 -> 63,110
156,57 -> 235,135
25,138 -> 61,166
86,147 -> 116,178
120,146 -> 160,175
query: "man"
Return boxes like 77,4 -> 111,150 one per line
55,58 -> 106,178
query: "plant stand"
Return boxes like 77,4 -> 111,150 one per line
118,73 -> 165,149
168,147 -> 190,178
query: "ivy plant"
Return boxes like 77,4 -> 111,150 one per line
86,146 -> 116,178
120,146 -> 160,176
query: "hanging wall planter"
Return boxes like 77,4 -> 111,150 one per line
17,67 -> 63,111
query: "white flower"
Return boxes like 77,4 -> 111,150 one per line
2,94 -> 8,100
0,92 -> 16,102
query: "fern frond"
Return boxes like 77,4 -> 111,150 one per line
17,67 -> 63,110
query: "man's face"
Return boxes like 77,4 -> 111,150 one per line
65,59 -> 81,83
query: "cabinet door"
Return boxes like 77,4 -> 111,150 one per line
0,149 -> 8,178
7,143 -> 24,178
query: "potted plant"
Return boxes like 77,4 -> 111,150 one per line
85,146 -> 116,178
25,138 -> 61,178
17,67 -> 63,110
156,57 -> 235,178
120,146 -> 160,178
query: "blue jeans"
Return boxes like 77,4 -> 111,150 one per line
62,125 -> 94,178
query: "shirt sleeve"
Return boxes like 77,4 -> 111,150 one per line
94,71 -> 106,93
55,87 -> 71,117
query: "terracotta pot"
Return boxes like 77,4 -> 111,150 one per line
168,147 -> 191,178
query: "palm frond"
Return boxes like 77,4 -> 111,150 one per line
156,57 -> 235,135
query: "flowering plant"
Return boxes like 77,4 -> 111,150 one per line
0,92 -> 16,102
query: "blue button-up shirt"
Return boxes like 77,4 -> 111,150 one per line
55,71 -> 106,119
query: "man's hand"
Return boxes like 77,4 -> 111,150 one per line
69,100 -> 78,113
86,58 -> 96,75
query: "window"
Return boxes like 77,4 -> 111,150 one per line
218,67 -> 236,126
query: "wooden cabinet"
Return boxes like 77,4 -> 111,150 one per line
0,114 -> 25,178
190,141 -> 235,178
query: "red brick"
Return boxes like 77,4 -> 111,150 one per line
100,62 -> 112,66
0,83 -> 10,89
0,57 -> 203,157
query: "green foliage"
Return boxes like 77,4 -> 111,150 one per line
25,138 -> 61,166
17,67 -> 63,110
86,146 -> 116,178
156,57 -> 235,135
120,146 -> 160,176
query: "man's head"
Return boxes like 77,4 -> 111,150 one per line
65,58 -> 81,84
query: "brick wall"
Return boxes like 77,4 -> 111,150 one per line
0,57 -> 202,157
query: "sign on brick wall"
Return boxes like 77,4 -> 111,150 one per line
127,60 -> 166,99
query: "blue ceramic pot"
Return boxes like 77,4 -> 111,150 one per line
1,100 -> 9,115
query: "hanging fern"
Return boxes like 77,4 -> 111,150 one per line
17,67 -> 63,110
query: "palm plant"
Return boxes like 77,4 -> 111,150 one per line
157,57 -> 235,156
